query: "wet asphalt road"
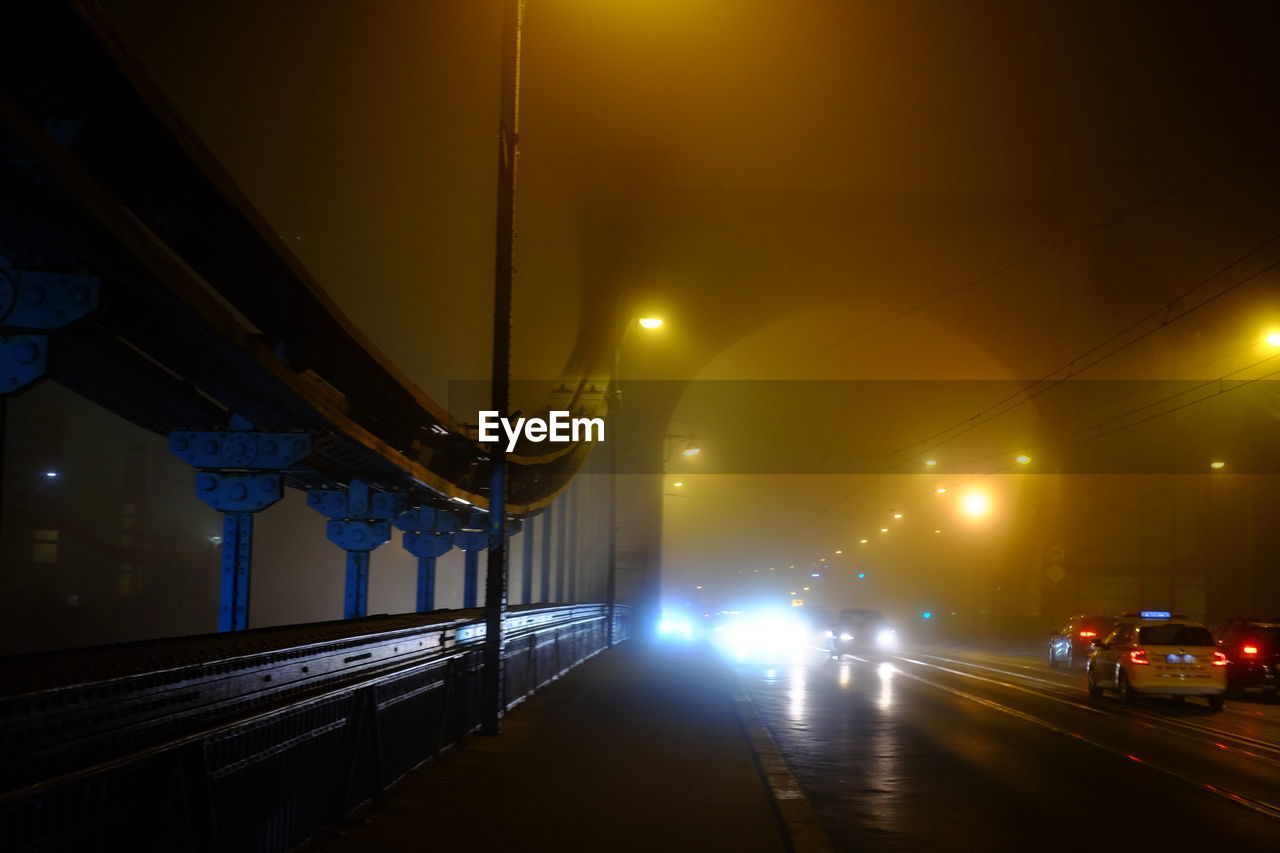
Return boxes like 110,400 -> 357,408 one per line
730,645 -> 1280,852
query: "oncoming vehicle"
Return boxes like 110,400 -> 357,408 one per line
830,609 -> 897,658
1215,618 -> 1280,698
1086,611 -> 1227,711
1048,614 -> 1115,669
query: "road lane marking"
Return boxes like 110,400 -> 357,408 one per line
725,665 -> 833,853
905,652 -> 1280,766
895,665 -> 1280,822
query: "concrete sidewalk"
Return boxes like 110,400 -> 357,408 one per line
309,641 -> 813,853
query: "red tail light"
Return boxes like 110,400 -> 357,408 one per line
1213,651 -> 1229,666
1240,645 -> 1258,657
1078,630 -> 1097,638
1129,649 -> 1150,665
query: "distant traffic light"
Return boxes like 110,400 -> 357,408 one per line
921,611 -> 933,620
856,572 -> 867,579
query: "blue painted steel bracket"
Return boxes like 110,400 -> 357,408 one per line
0,335 -> 47,392
396,506 -> 459,613
453,530 -> 490,552
170,431 -> 312,470
402,531 -> 455,559
193,471 -> 283,513
168,424 -> 308,632
308,481 -> 406,520
308,479 -> 406,619
325,519 -> 391,551
0,265 -> 99,330
394,506 -> 461,535
0,261 -> 99,393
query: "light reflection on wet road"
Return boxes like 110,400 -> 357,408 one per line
732,646 -> 1280,851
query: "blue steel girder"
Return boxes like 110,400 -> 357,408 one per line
344,552 -> 372,620
169,427 -> 308,633
454,527 -> 488,610
219,512 -> 253,632
397,508 -> 459,614
308,479 -> 406,619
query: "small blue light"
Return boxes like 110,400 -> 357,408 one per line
856,572 -> 867,579
921,611 -> 933,620
1139,610 -> 1171,619
44,471 -> 58,479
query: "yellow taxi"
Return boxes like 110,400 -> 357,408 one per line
1086,611 -> 1227,711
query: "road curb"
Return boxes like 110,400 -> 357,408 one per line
724,663 -> 834,853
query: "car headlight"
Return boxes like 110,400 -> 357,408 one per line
875,628 -> 897,649
840,632 -> 853,641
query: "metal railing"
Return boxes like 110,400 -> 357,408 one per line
0,604 -> 629,852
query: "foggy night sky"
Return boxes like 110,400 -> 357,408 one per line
95,0 -> 1280,619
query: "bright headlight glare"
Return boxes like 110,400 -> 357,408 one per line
876,629 -> 897,649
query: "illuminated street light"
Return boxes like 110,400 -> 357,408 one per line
934,529 -> 942,534
834,549 -> 843,555
673,481 -> 684,487
638,317 -> 664,329
1266,331 -> 1280,346
1015,455 -> 1031,465
682,447 -> 701,457
859,538 -> 868,544
962,492 -> 990,517
880,527 -> 889,533
936,488 -> 946,494
924,460 -> 937,467
893,513 -> 903,519
1210,461 -> 1226,470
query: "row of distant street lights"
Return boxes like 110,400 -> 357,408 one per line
680,328 -> 1280,597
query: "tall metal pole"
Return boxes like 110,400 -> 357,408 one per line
482,0 -> 523,737
606,311 -> 624,646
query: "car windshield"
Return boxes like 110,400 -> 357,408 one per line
1138,625 -> 1214,646
839,610 -> 884,626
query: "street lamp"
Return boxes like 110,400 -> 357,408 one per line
607,311 -> 664,646
962,492 -> 990,517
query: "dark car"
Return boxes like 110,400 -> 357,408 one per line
830,608 -> 896,658
1215,618 -> 1280,697
1049,614 -> 1115,668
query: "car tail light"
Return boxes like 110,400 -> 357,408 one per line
1240,645 -> 1259,657
1129,649 -> 1149,665
1078,630 -> 1097,638
1213,651 -> 1229,666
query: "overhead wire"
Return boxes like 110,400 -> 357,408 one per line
879,242 -> 1280,471
742,139 -> 1280,384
